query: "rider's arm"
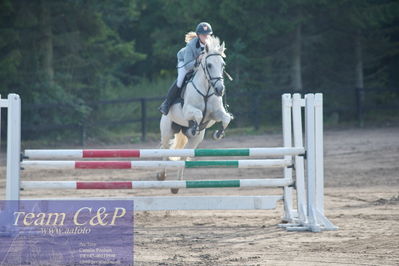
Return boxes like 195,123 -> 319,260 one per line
183,45 -> 196,72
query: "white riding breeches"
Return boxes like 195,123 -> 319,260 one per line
177,61 -> 188,88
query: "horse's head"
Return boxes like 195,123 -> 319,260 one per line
201,36 -> 226,97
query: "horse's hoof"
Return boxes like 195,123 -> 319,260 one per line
171,188 -> 179,194
157,172 -> 166,181
186,128 -> 197,138
213,130 -> 224,140
186,121 -> 198,138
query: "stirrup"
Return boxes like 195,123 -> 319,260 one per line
158,101 -> 170,115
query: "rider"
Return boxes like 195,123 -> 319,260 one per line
158,22 -> 213,115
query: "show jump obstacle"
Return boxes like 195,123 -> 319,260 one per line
1,93 -> 337,232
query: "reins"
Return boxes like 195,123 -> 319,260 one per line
187,53 -> 225,131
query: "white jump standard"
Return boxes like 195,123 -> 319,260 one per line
1,93 -> 337,232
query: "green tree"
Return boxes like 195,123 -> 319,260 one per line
0,0 -> 146,139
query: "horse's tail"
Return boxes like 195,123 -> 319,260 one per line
169,131 -> 188,160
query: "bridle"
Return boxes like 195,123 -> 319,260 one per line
200,53 -> 225,96
189,52 -> 225,99
187,52 -> 225,132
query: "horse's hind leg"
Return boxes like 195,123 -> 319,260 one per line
171,167 -> 184,194
184,129 -> 206,149
158,116 -> 174,181
171,130 -> 206,194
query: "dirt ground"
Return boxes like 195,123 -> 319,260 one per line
1,127 -> 398,265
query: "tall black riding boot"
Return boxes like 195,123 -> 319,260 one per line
158,80 -> 181,115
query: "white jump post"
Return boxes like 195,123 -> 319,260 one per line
2,94 -> 21,201
278,93 -> 309,229
313,94 -> 337,230
2,93 -> 337,232
305,94 -> 320,231
282,94 -> 295,222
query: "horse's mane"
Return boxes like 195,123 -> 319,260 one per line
206,36 -> 226,57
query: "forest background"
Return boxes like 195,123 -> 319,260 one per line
0,0 -> 398,145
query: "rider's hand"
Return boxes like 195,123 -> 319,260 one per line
197,53 -> 204,65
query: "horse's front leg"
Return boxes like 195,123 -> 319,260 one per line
212,108 -> 234,140
182,104 -> 203,138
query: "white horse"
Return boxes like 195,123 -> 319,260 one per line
158,36 -> 233,193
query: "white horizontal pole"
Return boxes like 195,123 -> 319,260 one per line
24,147 -> 305,159
133,196 -> 283,211
22,181 -> 77,189
22,161 -> 76,169
0,99 -> 9,108
21,196 -> 284,211
238,159 -> 291,168
21,159 -> 292,169
21,178 -> 292,190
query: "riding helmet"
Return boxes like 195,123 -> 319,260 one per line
196,22 -> 213,35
